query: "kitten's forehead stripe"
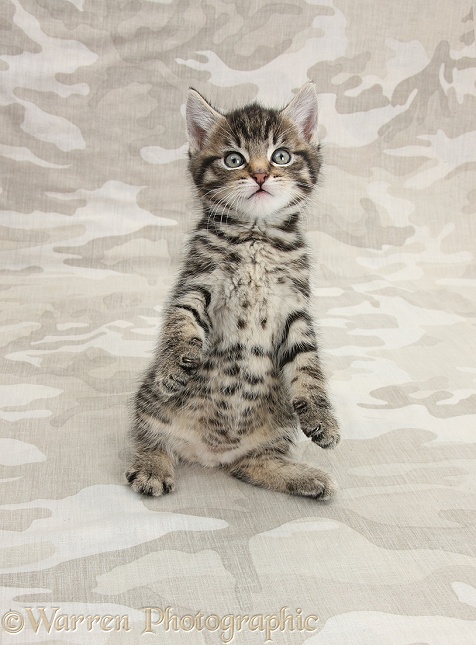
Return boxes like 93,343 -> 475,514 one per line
227,105 -> 281,143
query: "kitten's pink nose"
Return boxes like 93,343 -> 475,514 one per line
253,172 -> 268,186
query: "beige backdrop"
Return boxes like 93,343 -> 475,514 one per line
1,1 -> 475,643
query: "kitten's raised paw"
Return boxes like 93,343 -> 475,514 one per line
155,339 -> 202,396
306,420 -> 340,449
293,397 -> 341,449
126,463 -> 175,497
178,337 -> 203,371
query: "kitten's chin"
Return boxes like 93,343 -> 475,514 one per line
205,186 -> 304,224
240,190 -> 298,221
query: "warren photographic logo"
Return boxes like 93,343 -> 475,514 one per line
1,606 -> 319,642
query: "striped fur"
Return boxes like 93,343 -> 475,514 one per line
127,84 -> 340,500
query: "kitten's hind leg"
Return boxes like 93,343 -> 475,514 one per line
227,454 -> 337,500
126,450 -> 175,497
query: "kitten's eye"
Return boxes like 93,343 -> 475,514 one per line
224,152 -> 245,168
271,148 -> 291,165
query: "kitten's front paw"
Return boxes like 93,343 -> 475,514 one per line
156,338 -> 202,396
293,397 -> 341,449
303,419 -> 341,449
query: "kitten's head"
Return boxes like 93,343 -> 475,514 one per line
186,84 -> 321,223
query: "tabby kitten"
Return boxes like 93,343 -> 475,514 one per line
126,83 -> 340,500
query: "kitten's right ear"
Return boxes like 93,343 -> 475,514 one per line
186,89 -> 224,154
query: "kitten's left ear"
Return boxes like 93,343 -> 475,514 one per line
186,88 -> 224,154
281,83 -> 319,144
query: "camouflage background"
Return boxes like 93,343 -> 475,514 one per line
1,0 -> 475,643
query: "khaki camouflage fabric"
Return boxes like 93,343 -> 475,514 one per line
1,0 -> 475,643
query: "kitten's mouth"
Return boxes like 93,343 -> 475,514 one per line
250,187 -> 270,198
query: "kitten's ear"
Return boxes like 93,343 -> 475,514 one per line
281,83 -> 319,144
186,89 -> 224,153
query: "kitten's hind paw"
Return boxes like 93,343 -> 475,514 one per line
229,456 -> 337,501
126,454 -> 175,497
287,470 -> 338,500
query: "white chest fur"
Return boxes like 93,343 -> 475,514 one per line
209,238 -> 306,347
